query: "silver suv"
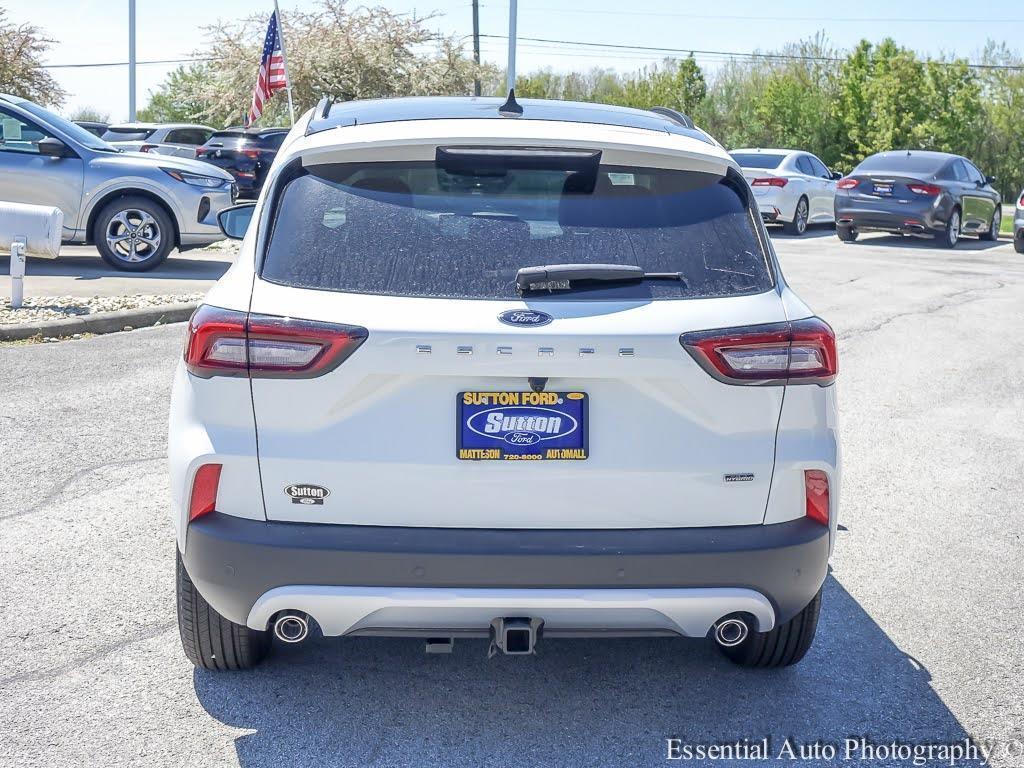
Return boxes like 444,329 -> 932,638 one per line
0,94 -> 235,271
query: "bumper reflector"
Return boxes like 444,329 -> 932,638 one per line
189,463 -> 222,522
804,470 -> 830,526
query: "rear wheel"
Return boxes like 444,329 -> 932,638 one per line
836,224 -> 858,242
93,196 -> 174,271
719,589 -> 821,668
784,197 -> 809,236
1015,230 -> 1024,254
176,550 -> 269,671
939,208 -> 961,249
981,207 -> 1001,241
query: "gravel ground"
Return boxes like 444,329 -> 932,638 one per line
0,293 -> 204,325
0,230 -> 1022,768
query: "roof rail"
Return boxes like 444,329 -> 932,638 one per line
649,107 -> 695,130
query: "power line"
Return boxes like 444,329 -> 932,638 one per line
478,34 -> 1024,71
42,56 -> 220,70
482,4 -> 1024,24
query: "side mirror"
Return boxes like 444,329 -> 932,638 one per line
217,202 -> 256,240
830,171 -> 843,181
37,137 -> 70,158
985,175 -> 997,186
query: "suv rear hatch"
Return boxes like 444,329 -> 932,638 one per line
246,145 -> 790,529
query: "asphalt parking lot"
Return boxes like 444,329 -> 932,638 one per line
1,230 -> 1022,767
0,244 -> 235,298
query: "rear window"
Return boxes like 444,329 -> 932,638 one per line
261,159 -> 772,301
101,127 -> 156,142
729,153 -> 785,170
854,153 -> 947,175
257,132 -> 287,149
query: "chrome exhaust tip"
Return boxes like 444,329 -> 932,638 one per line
273,612 -> 310,644
713,617 -> 749,648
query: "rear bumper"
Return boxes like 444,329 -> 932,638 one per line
182,513 -> 830,634
834,195 -> 948,234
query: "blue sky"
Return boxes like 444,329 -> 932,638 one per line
5,0 -> 1022,121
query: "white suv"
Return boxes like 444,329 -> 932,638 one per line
170,96 -> 840,671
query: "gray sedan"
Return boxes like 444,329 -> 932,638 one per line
0,94 -> 234,271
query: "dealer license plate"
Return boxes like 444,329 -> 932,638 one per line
457,391 -> 588,461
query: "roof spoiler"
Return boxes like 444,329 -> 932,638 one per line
649,107 -> 695,130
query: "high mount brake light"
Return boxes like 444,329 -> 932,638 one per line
184,305 -> 368,379
679,317 -> 837,386
836,178 -> 859,190
751,177 -> 788,188
907,183 -> 941,196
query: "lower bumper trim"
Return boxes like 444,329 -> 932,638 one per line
246,585 -> 777,638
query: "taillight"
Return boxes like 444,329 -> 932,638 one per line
195,147 -> 207,158
751,177 -> 788,188
836,178 -> 859,190
907,183 -> 941,196
1017,192 -> 1024,208
804,469 -> 830,526
189,463 -> 222,522
242,148 -> 261,160
680,317 -> 837,386
139,143 -> 159,153
184,305 -> 368,379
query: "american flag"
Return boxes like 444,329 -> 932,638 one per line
247,11 -> 288,126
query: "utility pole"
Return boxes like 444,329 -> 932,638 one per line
128,0 -> 137,121
472,0 -> 481,96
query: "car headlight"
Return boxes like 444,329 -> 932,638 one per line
162,168 -> 229,188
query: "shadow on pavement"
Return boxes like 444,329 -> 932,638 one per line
766,224 -> 836,240
0,252 -> 231,282
194,576 -> 974,767
840,233 -> 1007,251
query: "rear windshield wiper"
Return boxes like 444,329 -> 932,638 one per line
515,263 -> 685,293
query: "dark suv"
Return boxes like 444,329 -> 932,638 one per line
195,128 -> 289,198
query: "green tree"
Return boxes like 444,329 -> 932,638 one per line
971,43 -> 1024,200
138,65 -> 216,123
616,56 -> 707,114
67,106 -> 109,123
0,7 -> 65,106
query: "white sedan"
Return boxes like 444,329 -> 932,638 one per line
730,149 -> 841,235
102,123 -> 214,159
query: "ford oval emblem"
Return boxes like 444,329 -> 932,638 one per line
499,309 -> 553,327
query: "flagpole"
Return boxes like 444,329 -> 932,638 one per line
272,0 -> 296,126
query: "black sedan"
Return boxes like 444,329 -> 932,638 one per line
195,128 -> 289,199
834,150 -> 1001,248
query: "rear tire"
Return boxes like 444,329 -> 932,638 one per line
719,589 -> 822,668
939,208 -> 961,249
783,197 -> 809,236
981,207 -> 1001,241
176,550 -> 269,671
836,224 -> 858,242
1015,231 -> 1024,254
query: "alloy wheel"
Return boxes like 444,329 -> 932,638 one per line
105,209 -> 162,264
795,199 -> 808,234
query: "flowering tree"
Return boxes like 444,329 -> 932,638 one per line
0,7 -> 65,106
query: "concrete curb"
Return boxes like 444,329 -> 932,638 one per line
0,302 -> 198,342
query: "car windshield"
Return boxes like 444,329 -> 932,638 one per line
261,158 -> 773,301
855,153 -> 948,175
730,153 -> 785,169
18,101 -> 115,151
